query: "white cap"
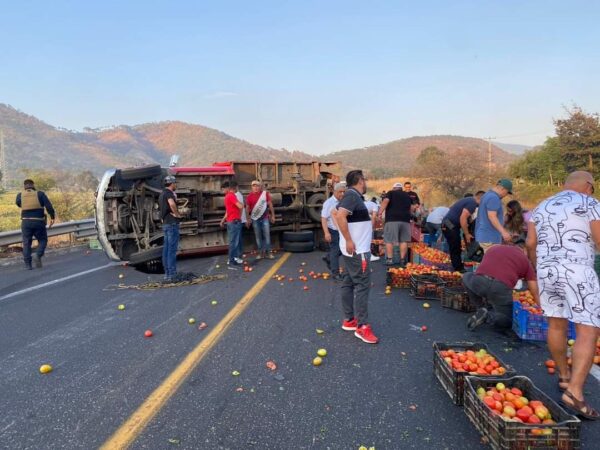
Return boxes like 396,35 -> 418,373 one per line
392,182 -> 402,188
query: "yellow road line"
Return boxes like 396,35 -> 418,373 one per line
100,252 -> 291,450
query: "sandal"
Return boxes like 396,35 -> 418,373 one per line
558,376 -> 570,392
560,389 -> 600,420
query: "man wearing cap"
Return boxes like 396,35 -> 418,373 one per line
246,180 -> 276,260
159,175 -> 182,282
474,179 -> 513,251
321,182 -> 346,280
15,179 -> 55,270
378,182 -> 414,265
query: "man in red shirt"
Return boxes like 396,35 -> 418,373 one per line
220,180 -> 244,266
245,180 -> 276,260
462,241 -> 540,331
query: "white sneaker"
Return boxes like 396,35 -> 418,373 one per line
234,257 -> 244,264
370,255 -> 380,262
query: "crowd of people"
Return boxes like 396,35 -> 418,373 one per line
15,168 -> 600,419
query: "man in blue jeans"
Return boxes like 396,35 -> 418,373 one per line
246,180 -> 276,260
221,181 -> 244,266
15,179 -> 55,270
159,175 -> 182,282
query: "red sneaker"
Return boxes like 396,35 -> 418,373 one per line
354,324 -> 379,344
341,317 -> 358,331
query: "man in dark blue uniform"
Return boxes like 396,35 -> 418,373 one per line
15,179 -> 55,270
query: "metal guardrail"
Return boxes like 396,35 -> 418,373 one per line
0,219 -> 96,247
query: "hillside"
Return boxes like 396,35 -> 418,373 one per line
0,104 -> 312,177
1,104 -> 517,181
328,135 -> 516,177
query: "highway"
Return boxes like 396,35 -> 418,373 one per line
0,248 -> 599,449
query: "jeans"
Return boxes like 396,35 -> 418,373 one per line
341,252 -> 371,326
237,225 -> 244,258
328,228 -> 341,274
252,217 -> 271,253
443,225 -> 464,271
424,222 -> 441,244
227,220 -> 242,262
162,222 -> 180,279
462,272 -> 512,328
22,220 -> 48,264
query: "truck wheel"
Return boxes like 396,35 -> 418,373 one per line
282,231 -> 314,243
282,241 -> 314,253
306,193 -> 326,222
128,246 -> 164,265
120,164 -> 162,181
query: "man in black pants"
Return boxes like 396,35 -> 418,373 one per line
15,179 -> 55,270
442,191 -> 484,272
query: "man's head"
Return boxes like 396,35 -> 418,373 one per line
493,179 -> 513,198
346,170 -> 367,194
23,179 -> 35,190
229,180 -> 238,191
403,181 -> 412,191
392,182 -> 402,191
251,180 -> 262,193
333,182 -> 346,200
564,171 -> 595,196
163,175 -> 177,189
221,180 -> 230,193
474,190 -> 485,204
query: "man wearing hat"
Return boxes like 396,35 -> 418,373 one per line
474,179 -> 513,252
246,180 -> 276,260
378,181 -> 415,265
159,175 -> 182,282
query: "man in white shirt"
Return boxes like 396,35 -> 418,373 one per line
321,182 -> 346,281
364,196 -> 380,261
425,206 -> 449,243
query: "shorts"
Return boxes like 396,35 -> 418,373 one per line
383,221 -> 411,244
537,260 -> 600,327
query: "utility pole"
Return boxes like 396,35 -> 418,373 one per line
484,136 -> 496,183
0,129 -> 7,190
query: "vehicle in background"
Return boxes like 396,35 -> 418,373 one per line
95,161 -> 341,265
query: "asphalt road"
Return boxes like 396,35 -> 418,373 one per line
0,248 -> 599,449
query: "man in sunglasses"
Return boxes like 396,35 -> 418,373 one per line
526,170 -> 600,420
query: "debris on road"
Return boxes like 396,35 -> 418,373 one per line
104,274 -> 227,291
266,360 -> 277,371
198,322 -> 208,330
312,357 -> 323,366
117,304 -> 125,310
39,364 -> 53,374
316,329 -> 325,334
144,329 -> 153,338
188,318 -> 196,324
232,370 -> 240,376
317,348 -> 327,357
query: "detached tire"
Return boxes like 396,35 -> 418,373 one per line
128,246 -> 164,265
306,193 -> 326,223
282,231 -> 314,243
282,241 -> 314,253
120,164 -> 162,181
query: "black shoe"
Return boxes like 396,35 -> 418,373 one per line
33,254 -> 42,268
467,308 -> 489,331
332,274 -> 344,282
385,258 -> 394,266
24,263 -> 33,270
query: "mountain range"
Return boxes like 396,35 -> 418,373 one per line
0,103 -> 519,178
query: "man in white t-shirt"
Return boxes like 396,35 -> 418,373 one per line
526,171 -> 600,419
425,206 -> 449,244
321,182 -> 346,280
336,170 -> 379,344
364,196 -> 380,261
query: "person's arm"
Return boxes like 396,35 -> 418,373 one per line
526,279 -> 541,306
525,222 -> 538,268
377,198 -> 389,219
167,197 -> 181,218
590,220 -> 600,251
268,197 -> 275,224
15,193 -> 21,208
487,210 -> 511,242
459,208 -> 473,243
321,217 -> 331,242
39,192 -> 56,227
336,208 -> 355,255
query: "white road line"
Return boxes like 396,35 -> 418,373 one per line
591,363 -> 600,383
0,263 -> 117,302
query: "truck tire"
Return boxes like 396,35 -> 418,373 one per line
128,246 -> 164,265
120,164 -> 162,181
305,193 -> 326,223
282,231 -> 314,243
282,241 -> 314,253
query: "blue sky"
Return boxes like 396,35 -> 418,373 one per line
1,0 -> 599,154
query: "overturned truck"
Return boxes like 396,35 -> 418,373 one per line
95,161 -> 341,264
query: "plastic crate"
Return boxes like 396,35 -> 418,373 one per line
386,270 -> 411,289
512,302 -> 577,341
441,286 -> 476,313
410,273 -> 445,300
88,239 -> 102,250
464,375 -> 581,450
433,341 -> 516,406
